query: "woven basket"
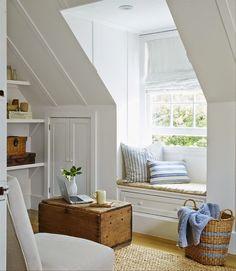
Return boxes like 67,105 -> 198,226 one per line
7,136 -> 27,156
184,199 -> 234,266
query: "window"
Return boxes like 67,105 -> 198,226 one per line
141,31 -> 207,148
148,90 -> 207,147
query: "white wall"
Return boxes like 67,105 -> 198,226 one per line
207,102 -> 235,210
164,146 -> 206,183
63,14 -> 141,178
207,102 -> 236,253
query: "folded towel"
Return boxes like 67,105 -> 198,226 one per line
178,202 -> 220,248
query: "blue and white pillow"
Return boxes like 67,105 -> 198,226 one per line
121,143 -> 162,182
147,160 -> 191,184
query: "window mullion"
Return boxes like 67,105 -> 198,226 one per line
170,93 -> 174,128
193,93 -> 196,128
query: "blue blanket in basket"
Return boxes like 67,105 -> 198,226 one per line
178,203 -> 220,248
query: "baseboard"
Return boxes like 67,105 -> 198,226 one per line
133,212 -> 178,241
229,231 -> 236,254
31,194 -> 43,210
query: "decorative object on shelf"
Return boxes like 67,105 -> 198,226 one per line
7,136 -> 27,156
7,65 -> 13,80
7,65 -> 17,80
7,104 -> 18,111
61,166 -> 82,196
8,111 -> 32,119
7,152 -> 36,167
12,69 -> 17,80
12,99 -> 20,111
7,99 -> 31,119
7,135 -> 36,167
20,102 -> 29,112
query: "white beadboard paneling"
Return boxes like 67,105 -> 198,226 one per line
62,14 -> 93,62
216,0 -> 236,59
8,0 -> 114,106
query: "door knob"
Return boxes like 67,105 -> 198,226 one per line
0,90 -> 4,97
0,187 -> 8,196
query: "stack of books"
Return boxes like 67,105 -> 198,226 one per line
8,111 -> 32,119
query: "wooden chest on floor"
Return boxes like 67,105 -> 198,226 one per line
39,198 -> 132,248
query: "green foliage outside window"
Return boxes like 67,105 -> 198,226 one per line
173,105 -> 193,127
153,135 -> 207,147
195,105 -> 207,127
150,91 -> 207,147
152,105 -> 170,126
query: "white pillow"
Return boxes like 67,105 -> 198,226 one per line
146,142 -> 163,161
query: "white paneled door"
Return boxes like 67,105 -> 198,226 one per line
50,118 -> 91,197
0,0 -> 7,269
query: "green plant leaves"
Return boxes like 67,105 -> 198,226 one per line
61,165 -> 82,181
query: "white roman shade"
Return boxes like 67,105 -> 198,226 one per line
144,32 -> 200,91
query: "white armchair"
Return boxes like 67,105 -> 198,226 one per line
7,176 -> 114,271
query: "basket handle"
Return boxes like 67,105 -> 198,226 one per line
220,209 -> 233,218
183,199 -> 197,210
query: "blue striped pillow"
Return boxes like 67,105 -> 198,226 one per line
147,160 -> 191,184
121,143 -> 156,182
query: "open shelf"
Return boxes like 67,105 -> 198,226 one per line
7,162 -> 45,171
7,80 -> 30,86
7,119 -> 45,124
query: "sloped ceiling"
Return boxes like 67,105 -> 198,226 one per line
167,0 -> 236,102
7,0 -> 114,106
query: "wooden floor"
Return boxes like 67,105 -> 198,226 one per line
29,210 -> 236,269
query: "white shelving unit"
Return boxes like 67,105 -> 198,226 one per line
7,162 -> 45,171
7,79 -> 45,209
7,119 -> 45,124
7,80 -> 30,86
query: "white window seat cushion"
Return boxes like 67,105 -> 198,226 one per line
35,233 -> 114,271
117,180 -> 206,196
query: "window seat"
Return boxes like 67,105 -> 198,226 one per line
116,180 -> 206,196
117,179 -> 206,232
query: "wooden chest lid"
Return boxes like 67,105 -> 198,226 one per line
41,197 -> 131,214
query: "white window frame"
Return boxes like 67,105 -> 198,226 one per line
146,90 -> 207,137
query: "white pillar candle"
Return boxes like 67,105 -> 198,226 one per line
96,190 -> 106,204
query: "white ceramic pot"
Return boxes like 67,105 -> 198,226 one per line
66,177 -> 77,196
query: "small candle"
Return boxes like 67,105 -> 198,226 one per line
96,190 -> 106,204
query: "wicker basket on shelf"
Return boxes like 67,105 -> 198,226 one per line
183,199 -> 234,266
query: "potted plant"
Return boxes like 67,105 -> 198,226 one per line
61,166 -> 82,196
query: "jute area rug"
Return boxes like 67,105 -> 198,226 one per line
115,244 -> 235,271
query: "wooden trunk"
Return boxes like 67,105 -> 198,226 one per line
7,136 -> 27,156
39,198 -> 132,248
7,152 -> 36,167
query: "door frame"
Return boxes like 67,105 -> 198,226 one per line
0,0 -> 7,269
45,109 -> 97,199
